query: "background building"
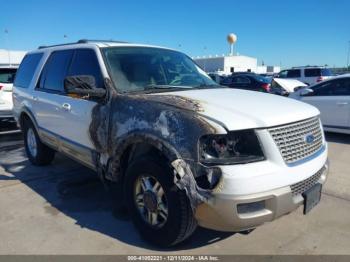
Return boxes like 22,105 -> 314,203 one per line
194,54 -> 280,75
0,50 -> 27,67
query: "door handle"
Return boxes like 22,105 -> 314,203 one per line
336,102 -> 348,106
61,103 -> 71,111
32,96 -> 38,101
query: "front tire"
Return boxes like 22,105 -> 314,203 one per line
23,120 -> 55,165
125,156 -> 197,247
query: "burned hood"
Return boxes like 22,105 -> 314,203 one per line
151,88 -> 320,131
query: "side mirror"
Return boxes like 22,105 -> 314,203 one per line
64,75 -> 106,98
300,88 -> 314,96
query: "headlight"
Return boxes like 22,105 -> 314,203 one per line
199,130 -> 265,165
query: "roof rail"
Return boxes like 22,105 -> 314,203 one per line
38,42 -> 82,49
291,65 -> 325,69
38,39 -> 129,49
77,39 -> 128,44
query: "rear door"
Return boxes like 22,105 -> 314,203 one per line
300,78 -> 350,128
34,49 -> 104,166
34,49 -> 74,140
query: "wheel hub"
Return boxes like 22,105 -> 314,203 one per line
134,175 -> 169,227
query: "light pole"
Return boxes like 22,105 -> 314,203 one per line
4,29 -> 11,66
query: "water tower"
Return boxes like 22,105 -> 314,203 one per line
227,33 -> 237,56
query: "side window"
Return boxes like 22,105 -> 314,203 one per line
286,69 -> 301,78
68,49 -> 104,88
332,79 -> 350,96
232,76 -> 251,84
305,68 -> 321,77
312,81 -> 335,96
39,50 -> 73,92
14,53 -> 43,88
221,76 -> 232,85
278,70 -> 288,78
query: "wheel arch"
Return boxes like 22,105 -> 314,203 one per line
107,132 -> 182,184
19,108 -> 39,131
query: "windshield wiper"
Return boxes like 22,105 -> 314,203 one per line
143,84 -> 193,93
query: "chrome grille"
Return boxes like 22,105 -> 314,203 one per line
290,167 -> 325,195
268,117 -> 323,164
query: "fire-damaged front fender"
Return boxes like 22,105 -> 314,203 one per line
89,93 -> 226,210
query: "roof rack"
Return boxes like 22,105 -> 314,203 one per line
38,42 -> 80,49
292,65 -> 325,69
77,39 -> 128,44
38,39 -> 128,49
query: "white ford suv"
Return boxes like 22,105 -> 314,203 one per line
13,40 -> 329,246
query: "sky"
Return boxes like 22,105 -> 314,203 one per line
1,0 -> 349,68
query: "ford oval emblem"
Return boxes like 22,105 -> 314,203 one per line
305,134 -> 315,144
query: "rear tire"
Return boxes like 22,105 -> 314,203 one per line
23,119 -> 55,165
124,155 -> 197,247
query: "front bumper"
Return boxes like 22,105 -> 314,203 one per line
195,156 -> 329,232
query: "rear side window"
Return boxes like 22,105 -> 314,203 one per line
305,68 -> 321,77
286,70 -> 301,78
232,76 -> 251,84
39,50 -> 73,92
14,53 -> 43,88
68,49 -> 103,88
312,79 -> 350,96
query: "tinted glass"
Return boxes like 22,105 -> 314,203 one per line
252,74 -> 271,83
305,68 -> 321,77
14,53 -> 43,88
278,70 -> 288,78
0,68 -> 17,83
103,47 -> 217,93
41,50 -> 73,92
220,76 -> 232,85
312,79 -> 350,96
286,70 -> 301,78
232,76 -> 251,84
311,81 -> 333,96
68,49 -> 103,88
332,79 -> 350,95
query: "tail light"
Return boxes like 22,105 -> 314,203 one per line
261,83 -> 271,92
0,85 -> 3,90
316,77 -> 324,82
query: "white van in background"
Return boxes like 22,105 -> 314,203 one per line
277,66 -> 333,85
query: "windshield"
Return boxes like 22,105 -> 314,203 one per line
102,47 -> 218,93
0,68 -> 17,84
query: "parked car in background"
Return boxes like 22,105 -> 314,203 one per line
0,66 -> 18,120
13,40 -> 328,247
290,74 -> 350,134
208,72 -> 227,84
221,73 -> 271,93
270,78 -> 307,96
277,66 -> 333,85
